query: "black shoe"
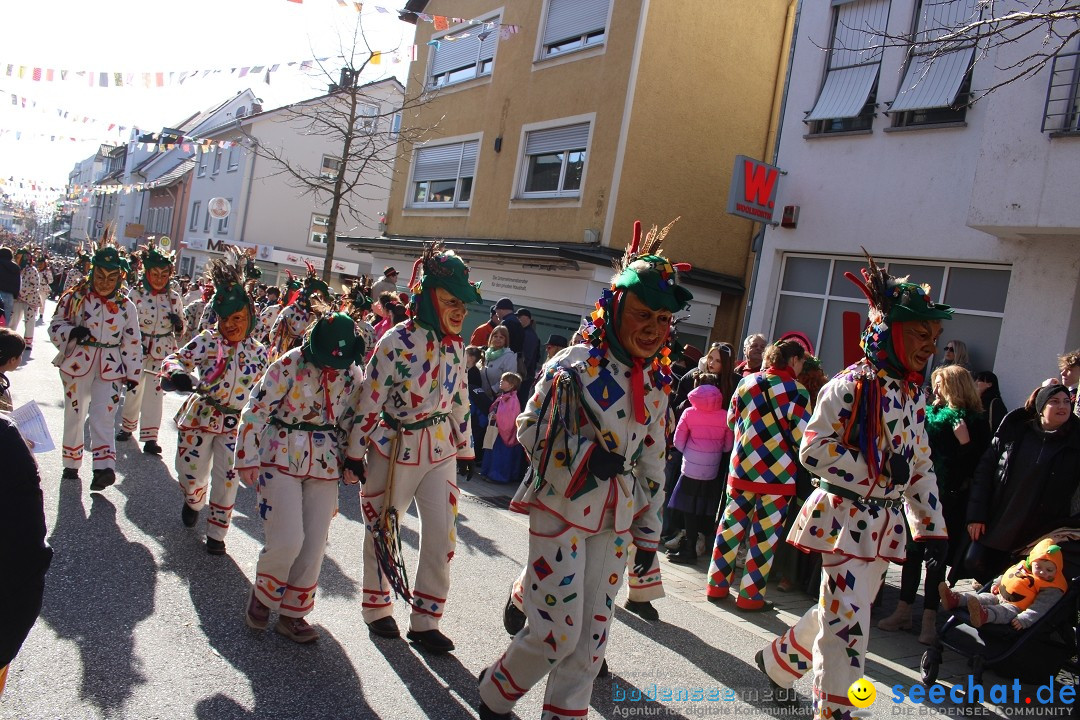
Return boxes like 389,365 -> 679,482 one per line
477,702 -> 511,720
89,468 -> 116,492
503,595 -> 526,635
182,503 -> 199,528
598,658 -> 610,677
667,549 -> 699,565
206,538 -> 226,555
406,628 -> 455,653
143,440 -> 162,455
61,467 -> 80,480
755,649 -> 799,704
366,616 -> 400,639
624,599 -> 659,621
115,430 -> 133,441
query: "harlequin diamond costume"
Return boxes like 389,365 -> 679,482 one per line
50,227 -> 143,490
344,243 -> 478,653
267,266 -> 327,362
236,308 -> 366,643
10,247 -> 43,350
756,255 -> 950,719
478,221 -> 691,720
117,242 -> 185,454
162,248 -> 268,555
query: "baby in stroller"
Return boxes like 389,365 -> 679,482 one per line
940,538 -> 1068,631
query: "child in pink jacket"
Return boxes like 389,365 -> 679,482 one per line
667,378 -> 733,564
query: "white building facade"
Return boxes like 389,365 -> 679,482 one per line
747,0 -> 1080,408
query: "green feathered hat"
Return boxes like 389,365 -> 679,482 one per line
302,261 -> 331,302
302,311 -> 366,370
207,248 -> 256,336
406,243 -> 482,338
91,223 -> 130,273
139,241 -> 175,269
14,246 -> 34,268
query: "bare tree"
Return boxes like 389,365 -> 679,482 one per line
243,16 -> 440,278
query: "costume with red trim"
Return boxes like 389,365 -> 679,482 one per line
757,254 -> 951,720
479,220 -> 692,720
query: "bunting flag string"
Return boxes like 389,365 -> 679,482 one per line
3,88 -> 129,136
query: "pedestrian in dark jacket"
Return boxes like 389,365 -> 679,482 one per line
0,414 -> 52,694
965,384 -> 1080,584
0,248 -> 21,325
494,297 -> 523,353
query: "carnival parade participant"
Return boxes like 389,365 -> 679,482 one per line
10,247 -> 43,350
477,220 -> 691,720
117,243 -> 185,454
161,248 -> 268,555
755,254 -> 950,719
343,243 -> 479,654
237,306 -> 366,643
63,248 -> 91,294
267,266 -> 326,362
50,227 -> 142,490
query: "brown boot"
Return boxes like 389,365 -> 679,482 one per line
967,597 -> 988,628
275,616 -> 318,643
244,590 -> 270,631
877,600 -> 913,631
938,581 -> 961,611
918,609 -> 938,645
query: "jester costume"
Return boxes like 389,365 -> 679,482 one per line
50,236 -> 142,489
10,248 -> 43,349
756,256 -> 950,720
118,244 -> 185,450
236,312 -> 365,641
267,270 -> 325,362
345,246 -> 478,652
163,249 -> 268,553
62,250 -> 90,294
478,221 -> 691,720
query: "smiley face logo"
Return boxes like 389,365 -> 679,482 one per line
847,678 -> 876,708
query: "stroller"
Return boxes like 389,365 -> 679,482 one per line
920,540 -> 1080,692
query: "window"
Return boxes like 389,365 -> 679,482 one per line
773,254 -> 1009,374
428,17 -> 499,88
320,155 -> 342,180
889,0 -> 979,126
227,145 -> 239,171
189,201 -> 201,231
309,214 -> 329,245
410,139 -> 478,208
211,148 -> 222,174
520,122 -> 589,198
1042,47 -> 1080,133
197,149 -> 207,177
204,206 -> 212,233
389,112 -> 402,139
541,0 -> 610,58
355,104 -> 378,135
806,0 -> 889,134
216,199 -> 232,234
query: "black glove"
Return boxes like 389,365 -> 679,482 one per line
887,453 -> 910,487
124,380 -> 138,392
457,459 -> 474,481
167,312 -> 183,333
588,447 -> 625,480
923,539 -> 949,572
633,549 -> 657,576
169,373 -> 195,393
343,457 -> 367,485
69,325 -> 92,342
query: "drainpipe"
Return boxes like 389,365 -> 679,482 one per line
741,0 -> 800,343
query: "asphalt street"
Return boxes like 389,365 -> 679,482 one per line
0,302 -> 1071,719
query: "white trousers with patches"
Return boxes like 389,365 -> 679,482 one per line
253,468 -> 339,618
120,358 -> 164,441
60,371 -> 120,471
480,506 -> 630,719
359,450 -> 459,632
176,430 -> 239,541
10,301 -> 36,343
510,544 -> 663,610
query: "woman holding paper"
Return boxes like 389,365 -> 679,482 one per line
0,328 -> 25,413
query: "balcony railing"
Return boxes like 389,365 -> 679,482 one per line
1042,50 -> 1080,134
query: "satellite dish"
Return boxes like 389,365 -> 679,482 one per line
208,197 -> 231,219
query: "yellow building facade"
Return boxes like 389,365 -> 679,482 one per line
347,0 -> 796,349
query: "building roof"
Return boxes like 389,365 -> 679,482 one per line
150,157 -> 195,189
343,234 -> 745,294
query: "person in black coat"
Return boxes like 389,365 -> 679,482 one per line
494,297 -> 523,353
0,414 -> 52,692
965,384 -> 1080,584
0,247 -> 22,325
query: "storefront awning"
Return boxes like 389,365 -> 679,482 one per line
341,234 -> 745,294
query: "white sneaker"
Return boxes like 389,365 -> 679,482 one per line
664,531 -> 685,551
696,536 -> 707,556
735,543 -> 748,570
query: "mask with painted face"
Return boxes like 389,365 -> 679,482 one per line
408,243 -> 482,340
92,266 -> 123,297
218,306 -> 253,344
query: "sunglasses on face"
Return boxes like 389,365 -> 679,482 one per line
944,346 -> 955,351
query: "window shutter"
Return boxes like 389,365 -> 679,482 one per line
542,0 -> 610,46
525,123 -> 590,155
459,140 -> 478,177
889,47 -> 974,111
806,0 -> 888,121
413,140 -> 479,181
430,34 -> 483,76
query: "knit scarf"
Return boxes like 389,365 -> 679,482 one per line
485,346 -> 509,365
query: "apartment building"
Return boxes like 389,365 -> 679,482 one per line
746,0 -> 1080,407
344,0 -> 797,348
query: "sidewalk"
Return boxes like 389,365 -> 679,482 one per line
460,476 -> 1071,719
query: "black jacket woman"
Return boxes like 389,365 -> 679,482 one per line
965,384 -> 1080,584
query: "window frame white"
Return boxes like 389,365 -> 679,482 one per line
355,104 -> 379,135
309,214 -> 330,246
320,155 -> 342,181
516,117 -> 592,200
407,136 -> 480,209
211,147 -> 222,174
196,149 -> 207,177
189,201 -> 201,231
215,198 -> 232,235
427,11 -> 501,89
226,145 -> 240,172
537,0 -> 612,60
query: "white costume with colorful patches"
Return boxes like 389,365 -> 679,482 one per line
120,284 -> 185,442
267,304 -> 312,362
345,319 -> 473,633
255,303 -> 282,344
163,330 -> 267,541
50,288 -> 143,471
480,345 -> 667,719
10,265 -> 43,344
758,361 -> 947,720
235,348 -> 362,618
